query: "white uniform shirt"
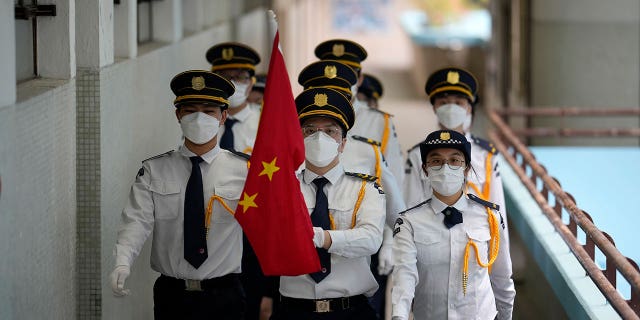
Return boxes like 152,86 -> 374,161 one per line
219,105 -> 260,154
279,163 -> 386,299
391,195 -> 515,320
341,134 -> 407,227
403,134 -> 506,220
349,101 -> 404,186
114,144 -> 248,280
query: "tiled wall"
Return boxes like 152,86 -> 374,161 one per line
0,81 -> 77,320
77,68 -> 102,319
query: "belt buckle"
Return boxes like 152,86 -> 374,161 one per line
315,299 -> 331,313
185,279 -> 203,291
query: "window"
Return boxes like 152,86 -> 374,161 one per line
14,0 -> 56,82
137,0 -> 155,44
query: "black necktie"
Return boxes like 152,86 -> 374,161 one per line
443,206 -> 463,229
220,118 -> 238,150
184,156 -> 208,268
310,177 -> 331,282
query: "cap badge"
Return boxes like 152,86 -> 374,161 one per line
447,71 -> 460,84
314,93 -> 328,107
332,44 -> 345,57
191,76 -> 205,90
222,48 -> 234,61
324,65 -> 337,79
440,132 -> 451,141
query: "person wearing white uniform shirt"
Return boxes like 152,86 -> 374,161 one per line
404,67 -> 507,229
272,87 -> 385,320
110,71 -> 249,319
296,62 -> 406,319
247,73 -> 266,112
314,39 -> 405,187
392,130 -> 515,320
207,42 -> 261,154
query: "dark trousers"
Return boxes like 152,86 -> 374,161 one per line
271,296 -> 377,320
153,274 -> 246,320
368,251 -> 388,319
241,234 -> 280,319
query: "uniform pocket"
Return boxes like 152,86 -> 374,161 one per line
466,227 -> 491,262
414,231 -> 446,266
211,186 -> 241,224
149,180 -> 181,219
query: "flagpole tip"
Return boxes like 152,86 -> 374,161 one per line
267,10 -> 277,21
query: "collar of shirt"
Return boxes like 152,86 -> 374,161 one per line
302,163 -> 344,186
228,105 -> 251,122
178,143 -> 220,164
429,193 -> 469,215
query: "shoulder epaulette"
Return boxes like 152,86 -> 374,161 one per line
351,135 -> 382,147
228,149 -> 250,161
471,135 -> 498,155
142,150 -> 174,163
468,193 -> 500,211
369,107 -> 393,117
345,172 -> 377,182
398,198 -> 432,215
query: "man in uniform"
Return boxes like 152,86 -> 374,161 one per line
314,39 -> 405,186
404,67 -> 507,220
298,60 -> 403,319
110,70 -> 249,319
206,42 -> 261,154
357,73 -> 383,110
247,73 -> 266,109
272,87 -> 386,320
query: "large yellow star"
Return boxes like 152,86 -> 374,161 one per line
258,157 -> 280,181
238,192 -> 258,213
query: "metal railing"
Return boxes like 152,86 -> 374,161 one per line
495,107 -> 640,137
486,108 -> 640,319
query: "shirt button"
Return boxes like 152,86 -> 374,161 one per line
449,303 -> 455,309
321,268 -> 327,273
199,248 -> 205,254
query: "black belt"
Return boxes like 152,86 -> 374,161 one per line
279,294 -> 368,313
159,273 -> 240,292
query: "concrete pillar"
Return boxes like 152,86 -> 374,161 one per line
154,0 -> 183,43
39,0 -> 76,78
0,0 -> 16,107
76,0 -> 114,68
183,0 -> 205,34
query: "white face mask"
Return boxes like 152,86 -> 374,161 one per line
462,113 -> 472,131
180,112 -> 220,145
304,131 -> 340,167
350,84 -> 359,97
229,81 -> 249,108
427,165 -> 465,196
435,104 -> 469,130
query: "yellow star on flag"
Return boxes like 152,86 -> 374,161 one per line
238,192 -> 258,213
258,157 -> 280,181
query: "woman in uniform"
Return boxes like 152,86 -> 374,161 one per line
391,130 -> 515,320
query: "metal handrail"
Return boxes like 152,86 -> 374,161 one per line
487,108 -> 640,319
495,107 -> 640,117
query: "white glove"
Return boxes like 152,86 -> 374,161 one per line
110,265 -> 131,297
312,227 -> 325,248
377,245 -> 394,275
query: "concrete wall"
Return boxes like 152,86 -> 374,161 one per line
530,0 -> 640,146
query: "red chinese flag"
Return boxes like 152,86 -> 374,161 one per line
234,29 -> 320,275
